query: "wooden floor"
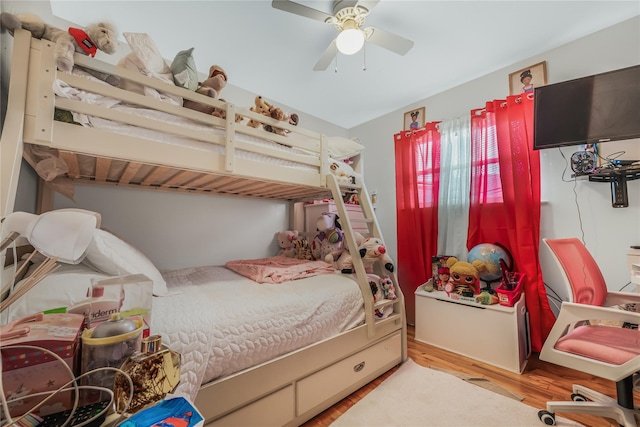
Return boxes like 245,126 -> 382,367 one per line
302,325 -> 639,427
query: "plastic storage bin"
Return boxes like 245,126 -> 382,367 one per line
495,272 -> 525,307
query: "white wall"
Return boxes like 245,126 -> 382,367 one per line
53,186 -> 290,269
351,16 -> 640,302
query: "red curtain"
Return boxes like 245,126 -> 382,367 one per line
394,124 -> 441,324
468,95 -> 555,352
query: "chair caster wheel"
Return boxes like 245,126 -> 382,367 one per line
570,393 -> 587,401
538,410 -> 556,425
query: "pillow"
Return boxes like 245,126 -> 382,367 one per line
83,229 -> 168,296
327,137 -> 365,160
123,32 -> 172,79
171,47 -> 198,91
1,263 -> 110,324
117,33 -> 182,106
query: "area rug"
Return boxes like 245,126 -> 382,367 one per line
330,359 -> 584,427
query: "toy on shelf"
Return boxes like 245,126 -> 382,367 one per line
443,256 -> 487,297
431,255 -> 454,291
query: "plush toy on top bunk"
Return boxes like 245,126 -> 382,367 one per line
245,95 -> 298,136
329,159 -> 358,186
183,65 -> 229,115
0,12 -> 120,86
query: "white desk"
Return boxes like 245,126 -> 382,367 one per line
415,284 -> 530,374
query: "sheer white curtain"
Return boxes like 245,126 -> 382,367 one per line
437,116 -> 471,258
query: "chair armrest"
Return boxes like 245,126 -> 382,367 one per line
605,291 -> 640,307
556,302 -> 640,326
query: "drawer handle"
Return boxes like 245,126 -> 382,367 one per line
353,361 -> 366,372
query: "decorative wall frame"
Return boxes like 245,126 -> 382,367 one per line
404,107 -> 425,131
509,61 -> 547,95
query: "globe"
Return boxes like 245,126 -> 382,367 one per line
467,243 -> 512,282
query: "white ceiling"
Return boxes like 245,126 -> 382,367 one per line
48,0 -> 639,129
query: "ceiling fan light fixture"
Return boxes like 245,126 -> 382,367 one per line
336,27 -> 365,55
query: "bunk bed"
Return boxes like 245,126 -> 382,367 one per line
0,29 -> 407,426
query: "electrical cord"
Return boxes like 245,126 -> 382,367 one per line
0,344 -> 133,427
619,281 -> 634,292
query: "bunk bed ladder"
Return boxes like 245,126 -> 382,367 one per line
326,174 -> 406,345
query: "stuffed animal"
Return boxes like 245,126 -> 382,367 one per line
247,95 -> 271,128
357,237 -> 394,274
328,231 -> 365,273
311,213 -> 343,261
264,105 -> 287,136
183,65 -> 227,115
329,159 -> 358,185
444,257 -> 488,296
264,106 -> 299,136
293,238 -> 313,261
0,12 -> 119,85
210,98 -> 244,123
276,230 -> 299,258
476,290 -> 499,305
380,275 -> 397,300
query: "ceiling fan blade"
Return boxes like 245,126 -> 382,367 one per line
355,0 -> 380,13
313,40 -> 338,71
365,26 -> 414,55
272,0 -> 334,23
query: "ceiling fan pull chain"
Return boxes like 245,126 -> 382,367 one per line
362,43 -> 367,71
334,52 -> 339,74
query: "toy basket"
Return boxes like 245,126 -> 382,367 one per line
495,272 -> 525,307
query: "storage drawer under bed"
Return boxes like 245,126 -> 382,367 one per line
296,331 -> 402,415
209,385 -> 294,427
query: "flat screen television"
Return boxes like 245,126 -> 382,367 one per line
533,65 -> 640,150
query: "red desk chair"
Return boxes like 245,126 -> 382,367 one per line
538,238 -> 640,426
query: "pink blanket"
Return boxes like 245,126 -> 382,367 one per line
225,256 -> 335,284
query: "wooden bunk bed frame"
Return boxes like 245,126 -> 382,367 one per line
0,29 -> 407,426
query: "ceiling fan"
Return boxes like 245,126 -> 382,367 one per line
271,0 -> 414,71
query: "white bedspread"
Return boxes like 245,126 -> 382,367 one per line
150,265 -> 364,400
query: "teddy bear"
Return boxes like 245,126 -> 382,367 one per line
357,237 -> 394,274
276,230 -> 299,258
311,213 -> 343,261
246,95 -> 272,128
183,65 -> 227,115
0,12 -> 119,85
210,99 -> 244,123
264,105 -> 288,136
444,256 -> 488,296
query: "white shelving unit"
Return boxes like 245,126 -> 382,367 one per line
414,285 -> 530,374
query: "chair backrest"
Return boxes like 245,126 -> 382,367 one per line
543,238 -> 608,306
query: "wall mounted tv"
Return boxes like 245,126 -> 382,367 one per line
533,65 -> 640,150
